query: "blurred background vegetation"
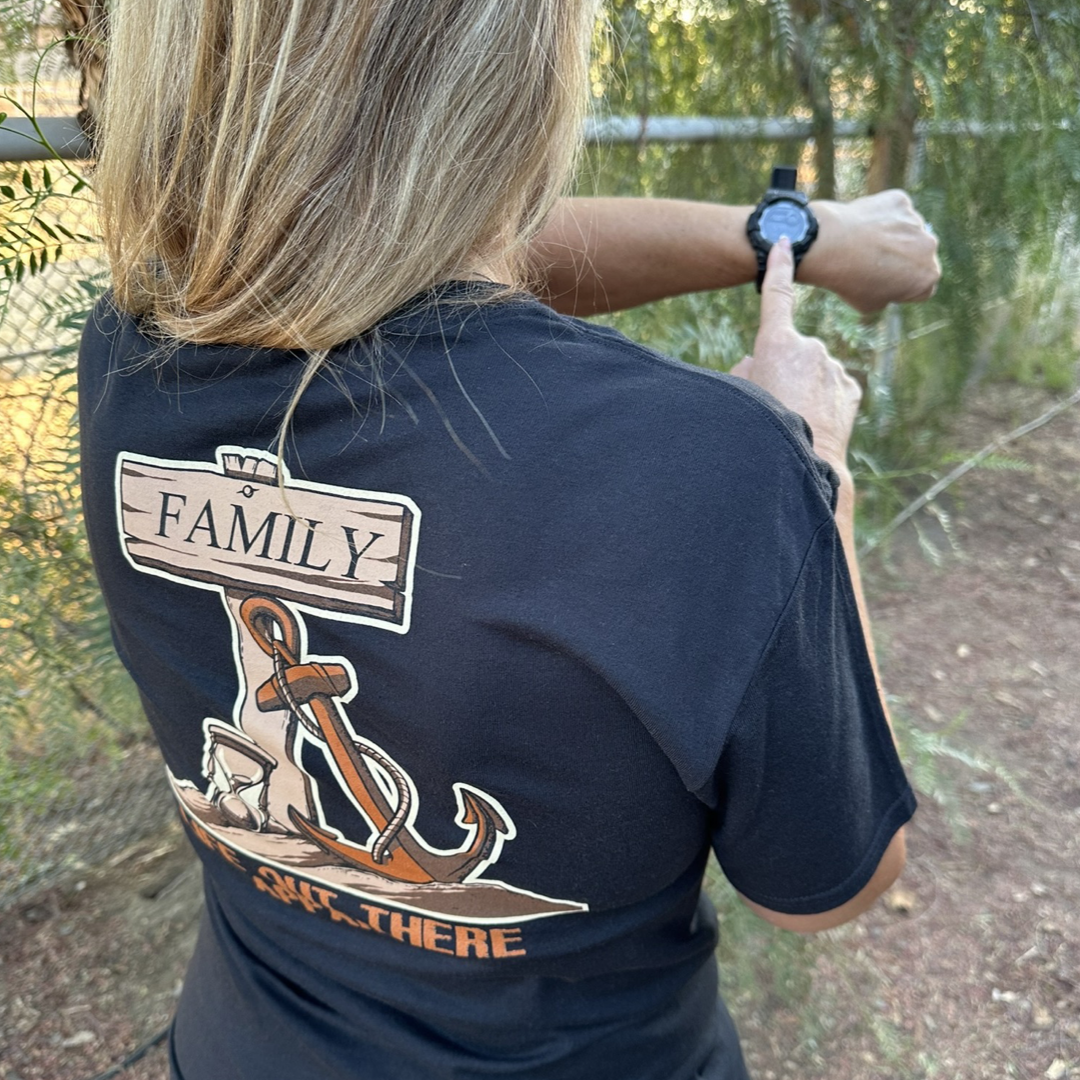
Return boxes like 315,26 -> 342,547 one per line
588,0 -> 1080,531
0,0 -> 1078,1057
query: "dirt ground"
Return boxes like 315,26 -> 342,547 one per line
733,385 -> 1080,1079
1,384 -> 1077,1080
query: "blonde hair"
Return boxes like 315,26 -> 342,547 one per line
97,0 -> 597,355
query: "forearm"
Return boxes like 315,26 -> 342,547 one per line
529,198 -> 755,315
528,196 -> 852,317
528,193 -> 938,317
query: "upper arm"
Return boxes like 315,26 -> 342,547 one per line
739,828 -> 907,934
706,518 -> 915,926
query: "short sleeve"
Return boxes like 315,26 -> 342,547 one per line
707,517 -> 916,916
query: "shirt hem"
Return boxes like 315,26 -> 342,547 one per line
723,785 -> 917,916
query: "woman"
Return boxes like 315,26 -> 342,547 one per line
79,2 -> 933,1077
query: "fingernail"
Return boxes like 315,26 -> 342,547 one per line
778,235 -> 792,251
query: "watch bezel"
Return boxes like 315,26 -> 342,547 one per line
746,190 -> 819,263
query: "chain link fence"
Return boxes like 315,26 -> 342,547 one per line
1,48 -> 177,911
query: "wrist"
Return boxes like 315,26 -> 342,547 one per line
726,203 -> 758,285
746,169 -> 819,290
797,200 -> 844,291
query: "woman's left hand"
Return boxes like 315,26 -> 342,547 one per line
799,189 -> 941,314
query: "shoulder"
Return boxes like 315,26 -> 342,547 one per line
81,291 -> 129,348
479,297 -> 838,511
79,292 -> 161,382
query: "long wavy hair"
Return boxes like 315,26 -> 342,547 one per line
96,0 -> 596,355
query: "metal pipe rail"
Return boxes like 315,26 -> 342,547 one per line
1,114 -> 1072,164
586,115 -> 1073,143
0,116 -> 89,161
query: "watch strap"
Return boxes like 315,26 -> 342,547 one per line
748,167 -> 817,292
755,250 -> 768,291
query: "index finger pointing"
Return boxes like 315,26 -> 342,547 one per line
759,235 -> 796,332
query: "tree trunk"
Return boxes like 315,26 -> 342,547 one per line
792,35 -> 837,199
866,52 -> 918,193
788,1 -> 837,199
866,0 -> 926,194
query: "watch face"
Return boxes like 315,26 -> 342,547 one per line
759,201 -> 810,245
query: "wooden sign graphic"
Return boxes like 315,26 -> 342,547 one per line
116,447 -> 419,629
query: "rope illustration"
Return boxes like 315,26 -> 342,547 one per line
246,598 -> 413,863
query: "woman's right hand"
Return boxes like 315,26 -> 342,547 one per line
729,237 -> 862,467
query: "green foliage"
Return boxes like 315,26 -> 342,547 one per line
0,161 -> 94,315
0,75 -> 97,325
707,859 -> 817,1014
593,0 -> 1080,333
588,0 -> 1080,542
0,43 -> 121,872
0,356 -> 144,869
893,705 -> 1026,819
599,289 -> 751,370
0,0 -> 33,82
983,220 -> 1080,391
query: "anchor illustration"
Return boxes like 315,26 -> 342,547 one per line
123,446 -> 588,921
237,595 -> 510,885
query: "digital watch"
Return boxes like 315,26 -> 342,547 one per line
746,166 -> 819,291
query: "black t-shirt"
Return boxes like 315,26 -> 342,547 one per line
78,284 -> 915,1080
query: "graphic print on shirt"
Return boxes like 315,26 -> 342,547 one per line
116,446 -> 587,930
